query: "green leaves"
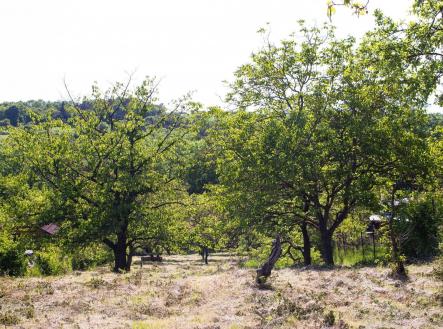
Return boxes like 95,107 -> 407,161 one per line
1,78 -> 193,271
218,10 -> 439,264
327,0 -> 369,20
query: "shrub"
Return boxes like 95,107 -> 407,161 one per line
35,246 -> 71,276
0,247 -> 27,277
71,244 -> 113,271
396,196 -> 442,260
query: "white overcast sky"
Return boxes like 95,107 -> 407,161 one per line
0,0 -> 432,110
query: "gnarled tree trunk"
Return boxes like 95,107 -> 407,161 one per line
256,235 -> 282,284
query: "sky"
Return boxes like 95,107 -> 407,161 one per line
0,0 -> 432,110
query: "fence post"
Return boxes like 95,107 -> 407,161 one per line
372,231 -> 376,261
361,232 -> 365,260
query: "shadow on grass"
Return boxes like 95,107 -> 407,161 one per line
132,254 -> 240,267
257,282 -> 274,290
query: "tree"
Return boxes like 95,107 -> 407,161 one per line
359,3 -> 441,275
184,112 -> 219,194
396,194 -> 443,260
186,192 -> 228,264
218,20 -> 435,266
0,139 -> 56,275
208,107 -> 315,265
4,106 -> 20,127
6,78 -> 192,272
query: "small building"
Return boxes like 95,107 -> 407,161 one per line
40,223 -> 60,236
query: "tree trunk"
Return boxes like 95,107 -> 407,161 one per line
320,228 -> 334,266
201,246 -> 209,264
126,246 -> 134,272
389,187 -> 406,277
113,248 -> 127,273
256,235 -> 282,284
113,232 -> 129,272
301,221 -> 312,266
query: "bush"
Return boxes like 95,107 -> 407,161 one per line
0,248 -> 27,276
397,197 -> 442,260
71,244 -> 113,271
35,246 -> 71,276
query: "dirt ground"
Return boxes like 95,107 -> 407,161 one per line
0,254 -> 442,329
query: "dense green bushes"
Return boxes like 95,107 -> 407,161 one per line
71,244 -> 114,271
31,244 -> 114,275
0,247 -> 27,276
34,246 -> 71,276
397,196 -> 443,260
0,242 -> 114,277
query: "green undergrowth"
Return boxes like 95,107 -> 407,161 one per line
240,246 -> 388,269
333,246 -> 388,267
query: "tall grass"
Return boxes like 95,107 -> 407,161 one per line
333,245 -> 387,266
240,241 -> 387,268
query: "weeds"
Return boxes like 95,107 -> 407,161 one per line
433,256 -> 443,281
323,310 -> 335,326
165,282 -> 191,307
23,306 -> 35,319
0,311 -> 20,326
132,320 -> 169,329
86,277 -> 107,289
35,281 -> 54,295
128,271 -> 143,286
133,302 -> 169,317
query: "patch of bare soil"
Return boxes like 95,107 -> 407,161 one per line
0,254 -> 441,329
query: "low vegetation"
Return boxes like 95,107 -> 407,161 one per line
0,254 -> 442,329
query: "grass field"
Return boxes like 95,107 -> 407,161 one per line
333,246 -> 387,267
0,254 -> 442,329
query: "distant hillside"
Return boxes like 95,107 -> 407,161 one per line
0,100 -> 170,127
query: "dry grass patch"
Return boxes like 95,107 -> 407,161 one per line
0,254 -> 441,328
